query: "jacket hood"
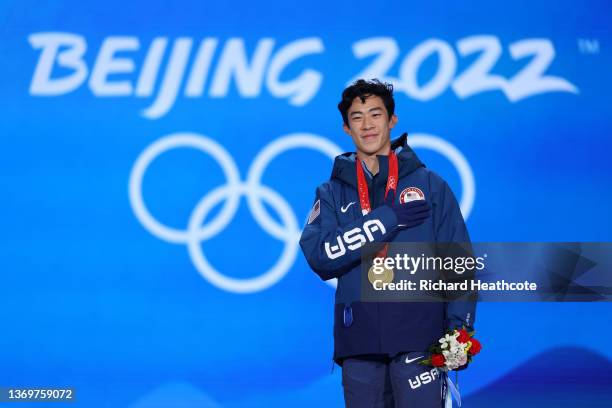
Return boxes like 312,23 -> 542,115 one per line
330,132 -> 425,187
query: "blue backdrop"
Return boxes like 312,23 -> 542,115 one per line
1,0 -> 611,406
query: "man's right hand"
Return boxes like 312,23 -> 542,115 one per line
385,192 -> 431,228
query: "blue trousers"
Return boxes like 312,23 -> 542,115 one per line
342,352 -> 444,408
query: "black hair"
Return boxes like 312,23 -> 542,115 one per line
337,79 -> 395,127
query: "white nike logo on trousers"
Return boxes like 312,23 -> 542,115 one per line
405,355 -> 424,364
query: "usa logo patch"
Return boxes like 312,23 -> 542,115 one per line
399,187 -> 425,204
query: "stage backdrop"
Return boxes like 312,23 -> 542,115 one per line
1,0 -> 611,406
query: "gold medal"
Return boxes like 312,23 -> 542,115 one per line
368,263 -> 394,285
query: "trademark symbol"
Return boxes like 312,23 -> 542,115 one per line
578,39 -> 600,54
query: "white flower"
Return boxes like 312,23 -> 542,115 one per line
441,334 -> 454,345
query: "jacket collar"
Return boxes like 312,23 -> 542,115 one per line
330,133 -> 425,187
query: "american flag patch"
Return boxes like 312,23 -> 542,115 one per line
307,199 -> 321,224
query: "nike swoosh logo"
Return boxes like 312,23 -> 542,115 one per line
341,202 -> 355,213
405,355 -> 424,364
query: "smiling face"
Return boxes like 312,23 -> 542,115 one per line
342,95 -> 398,157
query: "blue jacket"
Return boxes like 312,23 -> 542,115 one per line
299,133 -> 476,364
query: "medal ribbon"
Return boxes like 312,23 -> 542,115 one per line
355,151 -> 398,215
355,151 -> 398,259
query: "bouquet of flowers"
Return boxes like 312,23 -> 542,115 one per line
420,328 -> 482,372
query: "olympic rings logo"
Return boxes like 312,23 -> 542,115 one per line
128,132 -> 475,294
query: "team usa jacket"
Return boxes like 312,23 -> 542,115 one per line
299,133 -> 476,364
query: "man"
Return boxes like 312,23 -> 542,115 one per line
299,79 -> 476,407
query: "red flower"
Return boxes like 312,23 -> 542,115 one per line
457,328 -> 470,343
431,354 -> 446,367
469,338 -> 482,355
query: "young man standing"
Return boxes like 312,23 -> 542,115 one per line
299,79 -> 476,407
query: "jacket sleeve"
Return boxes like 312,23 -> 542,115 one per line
299,183 -> 399,281
433,178 -> 477,331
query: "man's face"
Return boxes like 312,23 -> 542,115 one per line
343,95 -> 398,156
